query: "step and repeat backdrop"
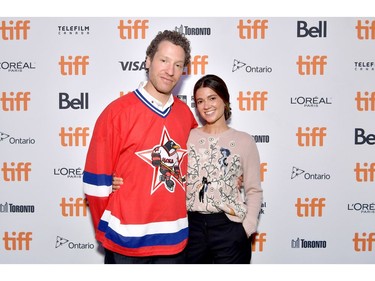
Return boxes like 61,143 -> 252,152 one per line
0,17 -> 374,264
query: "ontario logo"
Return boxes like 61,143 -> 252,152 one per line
291,166 -> 331,180
0,131 -> 36,145
232,59 -> 272,73
55,236 -> 95,250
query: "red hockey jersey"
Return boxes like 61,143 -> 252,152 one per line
83,88 -> 197,257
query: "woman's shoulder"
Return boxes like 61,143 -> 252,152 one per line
230,128 -> 256,144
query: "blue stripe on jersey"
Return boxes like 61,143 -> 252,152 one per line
134,89 -> 171,118
83,171 -> 112,186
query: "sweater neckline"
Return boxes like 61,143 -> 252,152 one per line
195,127 -> 234,137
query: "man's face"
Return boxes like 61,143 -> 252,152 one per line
145,40 -> 186,97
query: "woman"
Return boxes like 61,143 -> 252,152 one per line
184,74 -> 263,263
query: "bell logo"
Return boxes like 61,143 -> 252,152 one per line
237,19 -> 268,39
59,56 -> 89,75
354,162 -> 375,182
297,55 -> 327,75
237,91 -> 268,111
0,20 -> 30,40
353,232 -> 375,251
295,197 -> 326,217
118,19 -> 149,39
355,20 -> 375,40
59,92 -> 89,110
2,231 -> 32,250
297,21 -> 327,38
296,127 -> 327,147
0,91 -> 31,111
252,233 -> 266,252
1,162 -> 31,181
60,197 -> 88,217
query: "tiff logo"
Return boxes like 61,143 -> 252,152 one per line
118,19 -> 149,39
355,91 -> 375,111
260,163 -> 267,182
237,91 -> 268,111
1,162 -> 31,181
59,56 -> 89,75
297,55 -> 327,75
0,91 -> 30,111
296,127 -> 327,147
355,20 -> 375,40
0,20 -> 30,40
2,232 -> 32,250
60,197 -> 88,217
237,19 -> 268,39
59,127 -> 90,147
354,162 -> 375,182
184,55 -> 208,75
251,233 -> 266,252
353,232 -> 375,251
295,197 -> 326,217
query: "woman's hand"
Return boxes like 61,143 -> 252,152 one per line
112,175 -> 123,192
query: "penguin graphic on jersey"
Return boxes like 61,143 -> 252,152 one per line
151,140 -> 183,192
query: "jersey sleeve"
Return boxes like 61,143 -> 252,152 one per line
82,104 -> 120,231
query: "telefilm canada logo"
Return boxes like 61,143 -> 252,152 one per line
354,61 -> 374,71
57,25 -> 90,35
55,236 -> 95,250
0,131 -> 36,145
232,59 -> 272,73
291,166 -> 331,180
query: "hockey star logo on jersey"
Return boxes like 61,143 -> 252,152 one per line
136,127 -> 187,194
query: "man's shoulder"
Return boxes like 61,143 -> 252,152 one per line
108,91 -> 137,106
172,95 -> 191,109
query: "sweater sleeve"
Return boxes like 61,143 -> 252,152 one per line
241,134 -> 263,237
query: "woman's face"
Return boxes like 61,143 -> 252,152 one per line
195,87 -> 226,125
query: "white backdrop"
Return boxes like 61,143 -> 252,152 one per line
0,17 -> 374,264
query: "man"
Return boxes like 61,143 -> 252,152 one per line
83,30 -> 198,264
